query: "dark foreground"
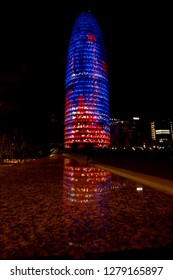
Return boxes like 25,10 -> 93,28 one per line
84,149 -> 173,181
1,155 -> 173,260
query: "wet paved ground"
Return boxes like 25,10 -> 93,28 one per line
1,155 -> 173,260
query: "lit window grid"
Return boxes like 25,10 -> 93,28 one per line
64,12 -> 110,148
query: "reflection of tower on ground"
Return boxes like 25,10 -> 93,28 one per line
63,157 -> 112,204
62,157 -> 113,257
1,157 -> 173,260
60,157 -> 173,259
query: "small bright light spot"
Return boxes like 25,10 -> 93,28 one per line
133,117 -> 140,120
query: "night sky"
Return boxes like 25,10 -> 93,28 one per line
0,1 -> 172,142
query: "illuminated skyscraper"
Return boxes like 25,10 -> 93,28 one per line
64,11 -> 110,148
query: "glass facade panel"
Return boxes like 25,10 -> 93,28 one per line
64,12 -> 110,148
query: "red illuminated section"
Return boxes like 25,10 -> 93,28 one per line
64,12 -> 110,149
102,61 -> 108,73
86,33 -> 95,44
63,158 -> 112,204
64,93 -> 110,148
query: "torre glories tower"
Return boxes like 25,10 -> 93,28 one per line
64,11 -> 110,148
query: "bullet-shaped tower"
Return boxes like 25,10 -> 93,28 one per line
64,11 -> 110,148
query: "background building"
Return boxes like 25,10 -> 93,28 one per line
150,119 -> 173,145
110,116 -> 173,149
110,116 -> 150,148
64,12 -> 110,149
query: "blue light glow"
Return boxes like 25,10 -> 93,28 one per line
64,12 -> 110,148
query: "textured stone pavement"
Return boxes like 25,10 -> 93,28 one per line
1,155 -> 173,260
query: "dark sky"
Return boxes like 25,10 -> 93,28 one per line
0,1 -> 172,138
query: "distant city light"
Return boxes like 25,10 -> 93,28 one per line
156,129 -> 170,134
133,117 -> 140,120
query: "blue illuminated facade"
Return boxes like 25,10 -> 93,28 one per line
64,11 -> 110,148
